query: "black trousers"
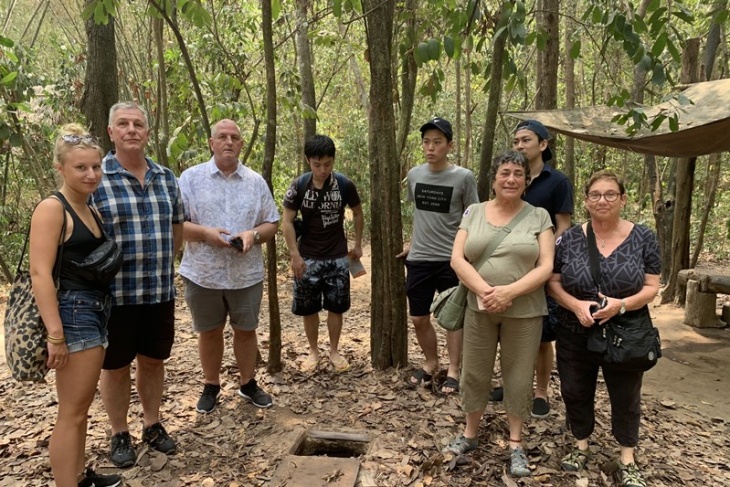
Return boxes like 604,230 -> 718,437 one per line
556,324 -> 644,447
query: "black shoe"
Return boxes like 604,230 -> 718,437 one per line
238,378 -> 273,408
110,431 -> 136,468
196,383 -> 221,413
142,422 -> 177,454
78,467 -> 122,487
531,397 -> 551,418
490,386 -> 504,402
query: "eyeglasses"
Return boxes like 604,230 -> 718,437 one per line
586,191 -> 621,202
61,134 -> 99,145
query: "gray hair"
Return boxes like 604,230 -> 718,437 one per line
108,101 -> 149,128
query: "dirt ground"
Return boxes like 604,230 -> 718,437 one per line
1,246 -> 729,486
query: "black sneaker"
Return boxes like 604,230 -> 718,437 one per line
196,383 -> 221,413
109,431 -> 136,468
238,378 -> 273,408
531,397 -> 551,418
78,467 -> 122,487
490,386 -> 504,402
142,422 -> 177,454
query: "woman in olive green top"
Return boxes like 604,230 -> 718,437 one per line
442,150 -> 554,478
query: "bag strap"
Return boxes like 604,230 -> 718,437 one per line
585,221 -> 602,294
16,195 -> 68,285
475,203 -> 533,266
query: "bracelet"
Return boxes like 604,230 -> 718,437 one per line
509,438 -> 522,443
47,335 -> 65,344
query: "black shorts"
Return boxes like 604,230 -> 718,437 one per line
102,300 -> 176,370
405,260 -> 458,317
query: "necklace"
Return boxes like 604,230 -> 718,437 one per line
595,223 -> 620,248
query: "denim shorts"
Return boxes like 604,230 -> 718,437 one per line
58,289 -> 112,353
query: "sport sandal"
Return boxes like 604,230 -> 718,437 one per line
510,446 -> 531,477
616,462 -> 647,487
441,434 -> 478,455
561,447 -> 592,472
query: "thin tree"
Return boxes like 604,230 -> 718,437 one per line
262,0 -> 283,373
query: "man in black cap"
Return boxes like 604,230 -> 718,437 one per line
490,119 -> 574,417
398,117 -> 479,394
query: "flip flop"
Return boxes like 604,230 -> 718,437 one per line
300,355 -> 319,373
440,376 -> 460,395
331,355 -> 350,373
405,368 -> 433,388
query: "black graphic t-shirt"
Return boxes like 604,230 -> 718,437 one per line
283,173 -> 360,259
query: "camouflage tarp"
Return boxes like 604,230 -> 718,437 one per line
505,78 -> 730,158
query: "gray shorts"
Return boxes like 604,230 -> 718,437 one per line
183,278 -> 263,332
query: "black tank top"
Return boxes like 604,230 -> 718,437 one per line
54,192 -> 107,291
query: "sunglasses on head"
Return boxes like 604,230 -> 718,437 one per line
62,134 -> 98,145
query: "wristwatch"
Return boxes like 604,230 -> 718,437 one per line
619,299 -> 626,315
252,230 -> 261,244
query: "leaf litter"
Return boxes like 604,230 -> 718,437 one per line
0,266 -> 729,486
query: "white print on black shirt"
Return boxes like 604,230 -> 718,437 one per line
414,183 -> 453,213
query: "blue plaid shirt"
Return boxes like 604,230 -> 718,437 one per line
93,152 -> 184,305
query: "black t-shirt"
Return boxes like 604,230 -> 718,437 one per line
283,173 -> 361,259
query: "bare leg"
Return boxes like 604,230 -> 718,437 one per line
535,341 -> 554,400
303,313 -> 320,358
233,329 -> 259,385
619,445 -> 635,465
327,312 -> 344,360
198,325 -> 225,385
411,315 -> 439,377
100,364 -> 132,434
136,354 -> 165,428
442,328 -> 463,393
507,414 -> 524,449
464,408 -> 485,439
51,347 -> 105,487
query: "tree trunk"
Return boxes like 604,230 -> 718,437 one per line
703,0 -> 727,81
562,0 -> 576,184
152,18 -> 170,169
396,0 -> 417,163
262,0 -> 282,373
536,0 -> 559,110
463,48 -> 472,168
663,38 -> 700,305
81,0 -> 117,153
363,0 -> 408,369
477,8 -> 509,201
691,154 -> 721,267
296,0 -> 317,141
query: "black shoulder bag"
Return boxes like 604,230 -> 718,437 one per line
585,221 -> 662,371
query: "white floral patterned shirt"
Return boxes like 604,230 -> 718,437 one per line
177,158 -> 280,289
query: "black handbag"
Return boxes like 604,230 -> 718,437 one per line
584,222 -> 662,371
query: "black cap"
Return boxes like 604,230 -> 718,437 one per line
514,119 -> 553,162
420,117 -> 453,141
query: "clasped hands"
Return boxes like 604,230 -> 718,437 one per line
574,293 -> 621,328
478,285 -> 513,314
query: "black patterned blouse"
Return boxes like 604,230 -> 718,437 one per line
553,223 -> 661,326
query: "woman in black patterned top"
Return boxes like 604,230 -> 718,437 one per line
547,170 -> 660,487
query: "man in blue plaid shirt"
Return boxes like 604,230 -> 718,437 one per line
93,102 -> 184,468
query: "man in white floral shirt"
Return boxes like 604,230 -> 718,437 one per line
178,119 -> 279,413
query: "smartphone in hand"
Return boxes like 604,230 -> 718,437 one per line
590,296 -> 608,314
229,236 -> 244,252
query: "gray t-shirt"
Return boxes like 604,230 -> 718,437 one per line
406,163 -> 479,261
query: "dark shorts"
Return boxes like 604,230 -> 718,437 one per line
58,289 -> 112,354
184,278 -> 263,332
293,257 -> 350,316
102,300 -> 176,370
541,294 -> 560,342
405,260 -> 459,317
